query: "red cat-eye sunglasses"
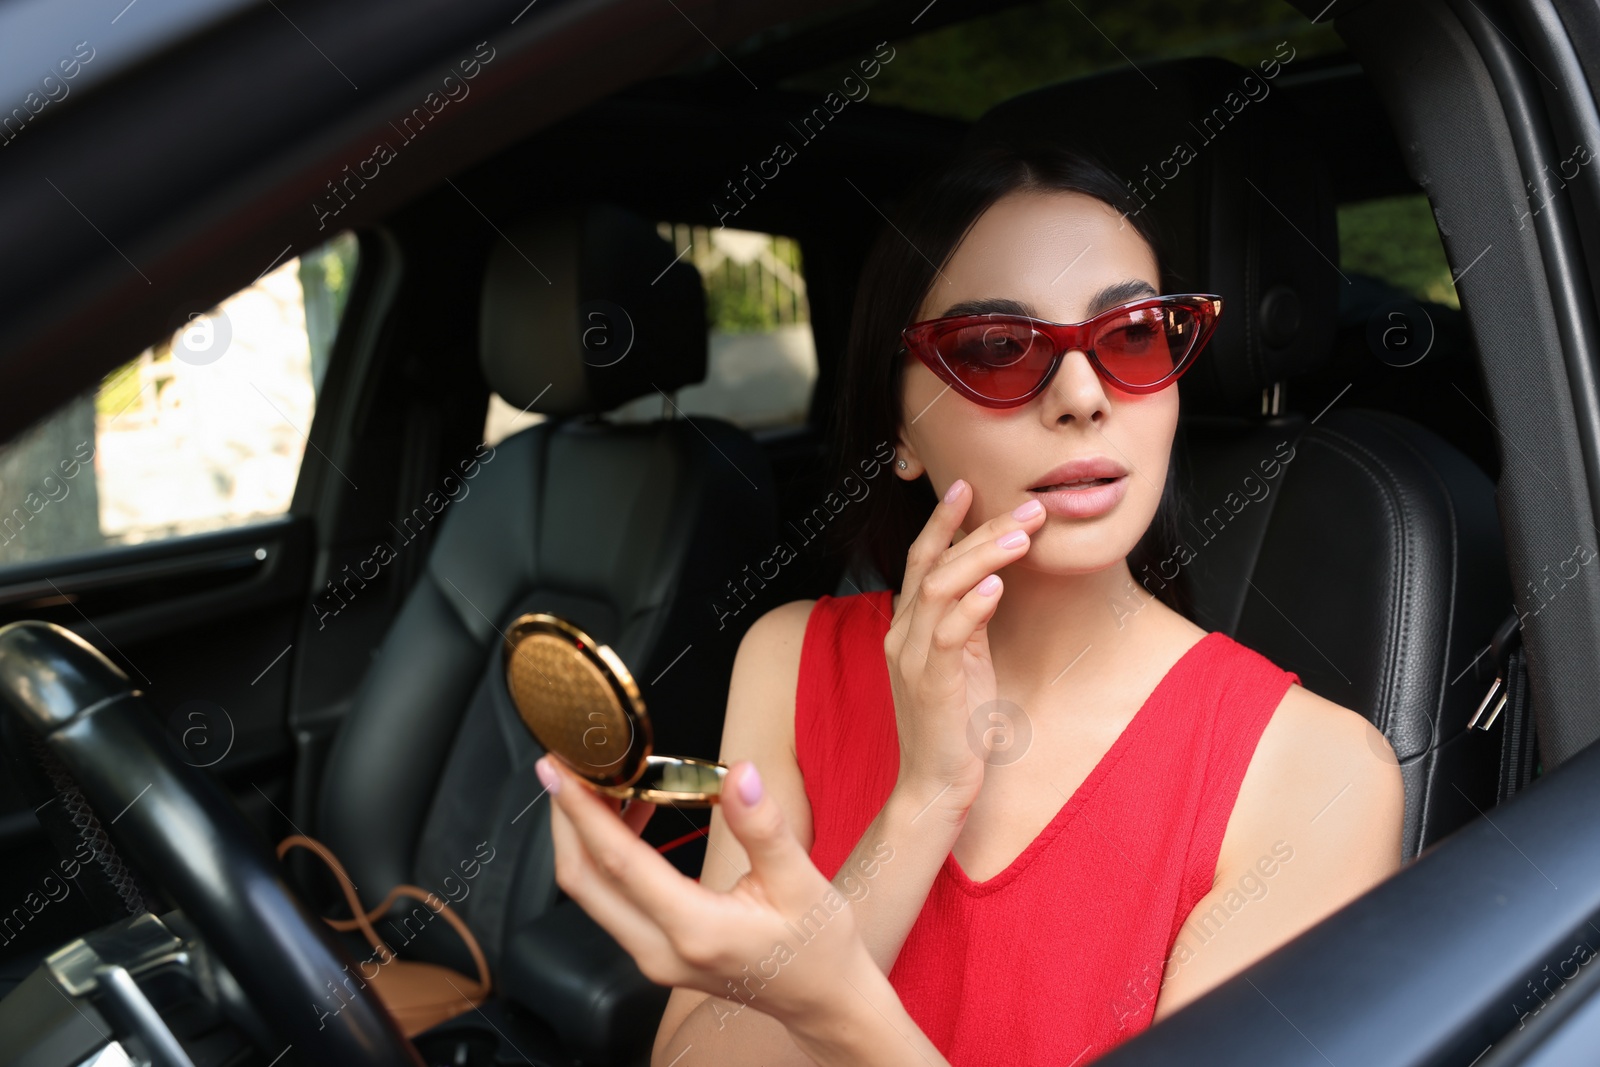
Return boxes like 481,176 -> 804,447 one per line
899,293 -> 1223,408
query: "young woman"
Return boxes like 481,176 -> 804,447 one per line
533,140 -> 1405,1066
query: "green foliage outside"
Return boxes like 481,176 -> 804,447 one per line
93,231 -> 361,414
95,356 -> 145,418
702,234 -> 809,333
1337,196 -> 1460,308
781,0 -> 1345,122
707,279 -> 780,333
299,230 -> 361,393
298,231 -> 360,330
777,1 -> 1460,311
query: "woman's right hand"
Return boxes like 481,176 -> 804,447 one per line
884,478 -> 1047,818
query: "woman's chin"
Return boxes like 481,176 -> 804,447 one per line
1008,541 -> 1138,580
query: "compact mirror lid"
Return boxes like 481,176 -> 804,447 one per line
502,613 -> 651,790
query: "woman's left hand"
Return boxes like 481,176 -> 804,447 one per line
537,753 -> 877,1029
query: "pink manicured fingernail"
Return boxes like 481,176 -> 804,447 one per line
997,529 -> 1027,549
944,479 -> 964,504
1012,499 -> 1043,520
977,575 -> 1001,596
536,756 -> 561,795
738,765 -> 763,805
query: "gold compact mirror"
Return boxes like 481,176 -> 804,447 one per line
503,613 -> 727,806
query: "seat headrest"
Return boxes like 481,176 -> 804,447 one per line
479,203 -> 706,416
966,56 -> 1338,418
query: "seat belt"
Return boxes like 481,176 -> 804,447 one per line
1467,610 -> 1540,802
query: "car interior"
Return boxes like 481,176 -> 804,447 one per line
0,0 -> 1597,1064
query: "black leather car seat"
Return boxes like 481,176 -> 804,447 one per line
308,203 -> 778,1054
965,58 -> 1513,861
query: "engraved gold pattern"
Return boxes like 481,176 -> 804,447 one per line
502,612 -> 726,805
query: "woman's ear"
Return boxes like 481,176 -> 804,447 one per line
893,436 -> 924,480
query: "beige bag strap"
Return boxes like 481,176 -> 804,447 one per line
276,833 -> 491,994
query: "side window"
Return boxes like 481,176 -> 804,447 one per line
483,225 -> 817,444
484,394 -> 545,447
624,224 -> 817,429
0,232 -> 359,566
1337,194 -> 1458,307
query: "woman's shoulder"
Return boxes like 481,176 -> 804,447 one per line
731,599 -> 818,691
736,590 -> 890,677
1195,631 -> 1390,769
1199,628 -> 1298,683
755,588 -> 893,640
1223,673 -> 1404,862
1214,678 -> 1406,916
1257,682 -> 1401,779
742,597 -> 820,644
1170,671 -> 1404,1022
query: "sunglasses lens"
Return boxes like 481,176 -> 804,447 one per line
1093,304 -> 1200,387
910,299 -> 1216,405
932,320 -> 1052,401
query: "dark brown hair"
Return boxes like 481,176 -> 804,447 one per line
819,138 -> 1194,618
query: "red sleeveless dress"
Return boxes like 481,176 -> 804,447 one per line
794,589 -> 1301,1065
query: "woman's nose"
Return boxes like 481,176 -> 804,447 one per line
1042,348 -> 1109,424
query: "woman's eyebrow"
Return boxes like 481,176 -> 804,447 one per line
936,297 -> 1034,318
935,280 -> 1159,322
1085,279 -> 1159,314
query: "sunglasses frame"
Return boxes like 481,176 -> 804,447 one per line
899,293 -> 1224,408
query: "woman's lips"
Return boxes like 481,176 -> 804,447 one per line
1028,475 -> 1128,518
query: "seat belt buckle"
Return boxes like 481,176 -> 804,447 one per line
1469,676 -> 1509,731
1468,611 -> 1523,731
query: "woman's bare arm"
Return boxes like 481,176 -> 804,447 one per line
1152,685 -> 1404,1021
538,737 -> 953,1067
651,476 -> 1041,1064
650,600 -> 818,1065
650,600 -> 965,1066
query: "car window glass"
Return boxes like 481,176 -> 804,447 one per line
482,225 -> 817,442
484,394 -> 545,447
776,1 -> 1346,121
617,224 -> 815,429
1337,194 -> 1459,307
0,231 -> 359,567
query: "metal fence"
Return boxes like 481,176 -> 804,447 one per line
656,223 -> 810,332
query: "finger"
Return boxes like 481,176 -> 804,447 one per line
546,779 -> 686,983
540,756 -> 710,941
936,495 -> 1048,569
929,571 -> 1005,662
717,761 -> 821,904
901,516 -> 1034,682
895,478 -> 973,632
901,482 -> 1049,606
620,797 -> 657,836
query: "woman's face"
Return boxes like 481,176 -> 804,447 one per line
896,188 -> 1175,577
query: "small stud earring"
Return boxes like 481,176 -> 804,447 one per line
897,460 -> 909,470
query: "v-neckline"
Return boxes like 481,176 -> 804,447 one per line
870,591 -> 1215,896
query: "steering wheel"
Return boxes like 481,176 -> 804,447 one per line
0,620 -> 424,1066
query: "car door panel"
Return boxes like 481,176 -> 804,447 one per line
0,516 -> 314,974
